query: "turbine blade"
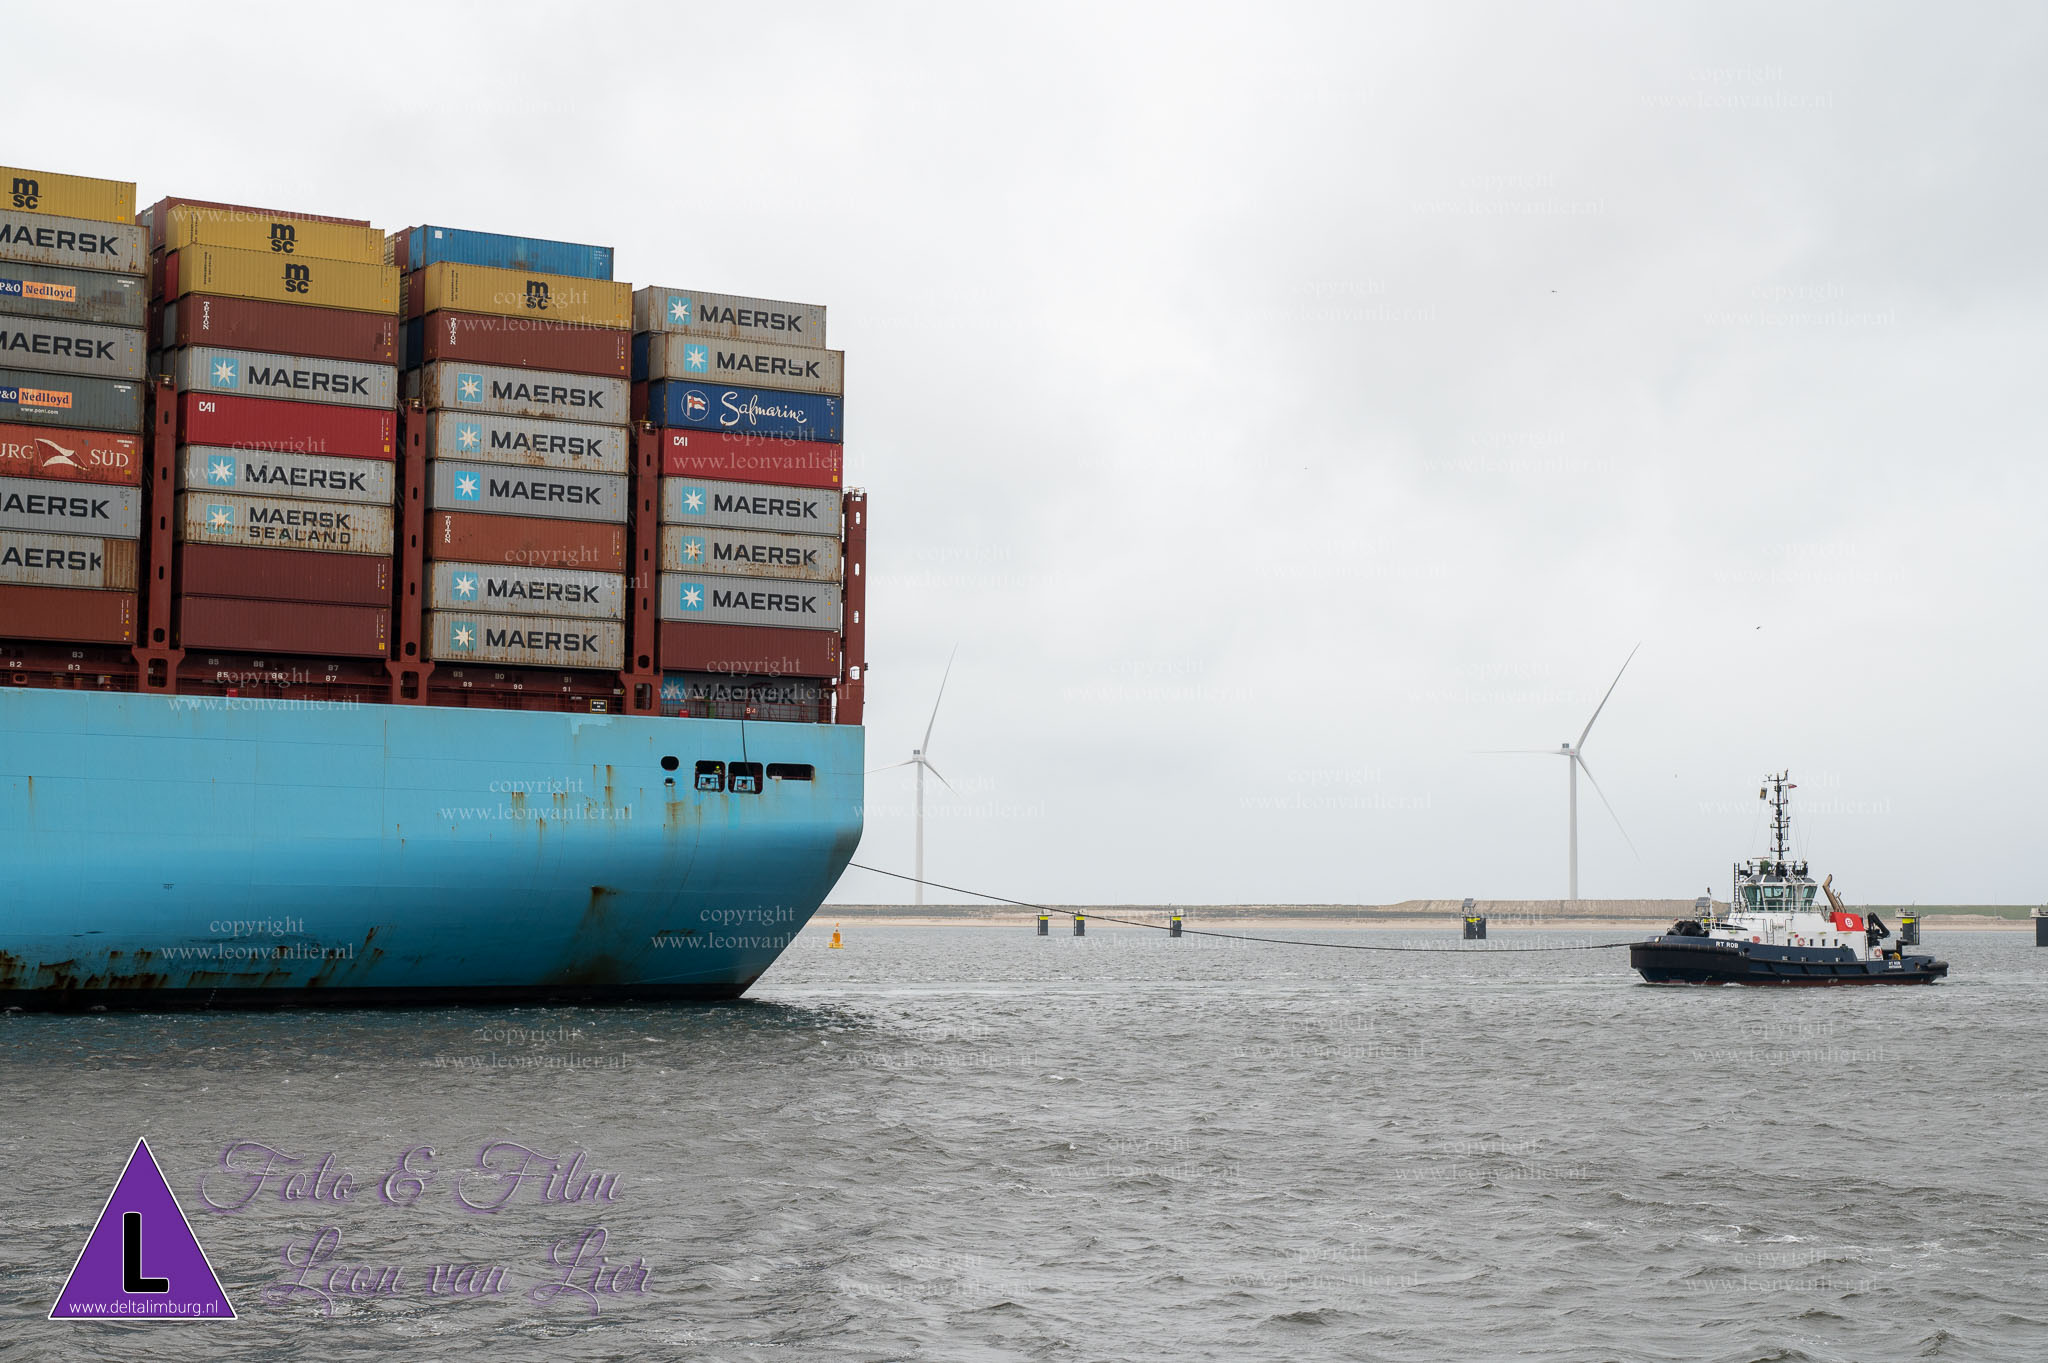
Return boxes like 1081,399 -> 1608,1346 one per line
865,760 -> 917,773
1575,755 -> 1638,859
920,646 -> 958,755
1576,642 -> 1641,751
922,761 -> 956,792
1473,749 -> 1569,755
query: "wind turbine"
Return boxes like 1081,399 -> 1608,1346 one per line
871,649 -> 957,907
1485,644 -> 1640,906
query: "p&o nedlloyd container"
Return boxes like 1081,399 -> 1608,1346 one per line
0,369 -> 143,433
0,263 -> 146,327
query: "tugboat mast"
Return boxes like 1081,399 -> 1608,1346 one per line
1765,771 -> 1796,861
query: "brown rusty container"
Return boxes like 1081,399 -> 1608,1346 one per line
0,422 -> 142,486
657,621 -> 841,678
0,581 -> 135,643
164,295 -> 399,366
175,544 -> 391,607
141,197 -> 372,256
427,509 -> 625,574
176,596 -> 389,658
411,310 -> 630,377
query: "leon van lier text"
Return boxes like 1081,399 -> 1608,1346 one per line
198,1140 -> 621,1213
263,1224 -> 650,1317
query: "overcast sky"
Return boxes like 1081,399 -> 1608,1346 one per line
11,2 -> 2044,904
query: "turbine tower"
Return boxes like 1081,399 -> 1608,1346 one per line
873,650 -> 957,906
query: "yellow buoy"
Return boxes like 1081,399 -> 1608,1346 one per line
829,923 -> 843,949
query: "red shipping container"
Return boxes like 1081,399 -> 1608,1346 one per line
428,510 -> 625,573
176,392 -> 395,461
165,294 -> 398,366
658,621 -> 840,679
414,310 -> 629,377
0,422 -> 143,487
176,596 -> 389,658
175,544 -> 391,608
660,429 -> 842,489
0,583 -> 135,644
142,197 -> 372,256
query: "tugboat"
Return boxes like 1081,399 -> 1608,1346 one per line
1631,773 -> 1949,986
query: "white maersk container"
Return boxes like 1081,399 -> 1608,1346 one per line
632,286 -> 825,346
423,410 -> 629,475
172,346 -> 398,410
177,446 -> 395,507
173,491 -> 395,557
657,572 -> 842,631
658,476 -> 840,537
424,610 -> 625,670
640,334 -> 844,396
427,560 -> 626,621
658,524 -> 840,582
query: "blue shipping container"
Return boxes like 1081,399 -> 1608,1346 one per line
399,225 -> 614,281
646,382 -> 843,443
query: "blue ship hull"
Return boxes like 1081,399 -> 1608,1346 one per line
0,689 -> 862,1009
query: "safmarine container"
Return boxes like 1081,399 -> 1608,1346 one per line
160,206 -> 385,264
427,561 -> 625,621
0,168 -> 135,225
408,310 -> 630,377
407,361 -> 627,423
0,581 -> 135,643
173,346 -> 397,410
428,461 -> 628,523
178,447 -> 395,507
424,410 -> 628,475
0,423 -> 141,486
658,572 -> 841,631
424,611 -> 623,670
657,620 -> 839,678
0,211 -> 145,275
659,525 -> 841,582
429,510 -> 626,573
177,393 -> 395,460
633,287 -> 825,345
406,263 -> 630,329
0,530 -> 137,589
660,429 -> 841,488
143,196 -> 371,255
393,226 -> 613,281
0,316 -> 144,380
0,474 -> 141,537
175,543 -> 391,607
643,381 -> 841,442
660,476 -> 839,536
0,370 -> 143,432
635,334 -> 844,395
164,295 -> 399,365
0,264 -> 145,327
165,245 -> 400,314
174,491 -> 395,557
177,596 -> 388,657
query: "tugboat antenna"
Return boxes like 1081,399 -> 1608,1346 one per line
1766,771 -> 1795,862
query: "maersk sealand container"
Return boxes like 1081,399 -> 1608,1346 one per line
395,225 -> 613,281
644,382 -> 843,442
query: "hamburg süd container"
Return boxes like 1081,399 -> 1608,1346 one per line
0,474 -> 142,538
177,596 -> 389,658
424,410 -> 629,475
407,310 -> 631,377
634,333 -> 844,395
393,226 -> 614,282
632,286 -> 825,345
658,572 -> 842,631
175,543 -> 391,608
660,429 -> 842,488
0,315 -> 144,380
429,509 -> 625,573
142,197 -> 371,255
164,245 -> 400,315
427,560 -> 625,621
0,263 -> 146,327
1,168 -> 135,226
658,524 -> 841,582
0,211 -> 146,276
0,422 -> 141,486
174,490 -> 395,557
177,446 -> 396,508
0,530 -> 137,590
427,461 -> 628,524
660,476 -> 840,536
163,295 -> 399,366
177,393 -> 395,460
405,262 -> 631,330
406,361 -> 627,424
657,620 -> 839,678
0,581 -> 136,643
642,381 -> 841,442
0,369 -> 143,432
159,206 -> 385,265
424,610 -> 624,670
172,346 -> 397,410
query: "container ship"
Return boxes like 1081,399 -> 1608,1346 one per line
0,164 -> 866,1009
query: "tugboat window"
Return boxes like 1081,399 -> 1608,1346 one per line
695,760 -> 726,792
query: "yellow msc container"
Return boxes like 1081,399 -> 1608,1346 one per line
410,262 -> 631,329
1,165 -> 135,225
167,245 -> 399,314
160,204 -> 385,266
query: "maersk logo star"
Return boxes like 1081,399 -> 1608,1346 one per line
456,373 -> 483,404
454,472 -> 481,500
449,621 -> 477,650
453,573 -> 478,599
455,421 -> 482,450
677,486 -> 705,514
206,456 -> 237,484
205,504 -> 234,533
679,536 -> 704,562
210,358 -> 238,388
677,583 -> 704,611
668,296 -> 692,325
682,344 -> 709,373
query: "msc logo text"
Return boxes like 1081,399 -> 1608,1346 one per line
525,280 -> 550,312
10,177 -> 39,210
283,262 -> 311,295
269,222 -> 297,254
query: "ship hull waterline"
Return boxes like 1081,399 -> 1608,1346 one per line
1631,937 -> 1947,986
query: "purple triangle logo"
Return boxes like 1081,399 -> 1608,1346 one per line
49,1137 -> 236,1321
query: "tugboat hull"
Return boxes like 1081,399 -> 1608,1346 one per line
1631,936 -> 1948,986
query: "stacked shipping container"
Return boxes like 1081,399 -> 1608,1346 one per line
631,287 -> 848,720
145,196 -> 400,658
392,225 -> 633,672
0,165 -> 146,650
